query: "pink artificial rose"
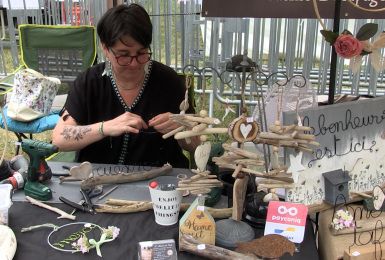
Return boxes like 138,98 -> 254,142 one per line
333,34 -> 363,59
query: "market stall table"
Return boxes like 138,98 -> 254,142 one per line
8,162 -> 319,259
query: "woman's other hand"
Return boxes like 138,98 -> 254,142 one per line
105,112 -> 148,136
148,112 -> 179,134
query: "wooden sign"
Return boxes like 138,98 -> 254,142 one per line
282,96 -> 385,205
179,197 -> 215,245
202,0 -> 385,18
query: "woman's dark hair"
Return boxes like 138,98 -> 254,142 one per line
97,4 -> 152,48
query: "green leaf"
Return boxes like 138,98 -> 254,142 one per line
356,23 -> 378,41
320,30 -> 338,44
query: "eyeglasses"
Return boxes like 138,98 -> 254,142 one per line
109,48 -> 152,66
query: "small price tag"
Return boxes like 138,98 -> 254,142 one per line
246,117 -> 254,123
197,244 -> 206,250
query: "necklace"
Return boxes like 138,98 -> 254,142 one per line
112,70 -> 145,91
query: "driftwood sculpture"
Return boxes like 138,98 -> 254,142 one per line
255,120 -> 319,154
213,144 -> 293,183
177,169 -> 223,195
80,164 -> 172,190
179,234 -> 261,260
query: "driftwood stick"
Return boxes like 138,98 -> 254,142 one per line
222,143 -> 261,160
294,133 -> 316,141
179,179 -> 222,185
162,126 -> 185,139
174,128 -> 228,139
59,177 -> 84,183
192,123 -> 208,132
190,188 -> 212,195
232,176 -> 249,221
232,164 -> 244,178
81,164 -> 172,190
181,115 -> 221,125
179,234 -> 260,260
282,124 -> 297,133
233,159 -> 265,166
26,196 -> 76,220
259,132 -> 292,140
257,183 -> 297,189
297,145 -> 313,154
217,164 -> 293,183
350,191 -> 372,199
95,202 -> 153,213
191,169 -> 211,175
177,183 -> 222,189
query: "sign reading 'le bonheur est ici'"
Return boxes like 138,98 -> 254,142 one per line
264,201 -> 308,243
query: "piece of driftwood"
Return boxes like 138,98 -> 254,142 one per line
179,234 -> 260,260
232,164 -> 244,178
192,123 -> 208,132
216,163 -> 293,183
232,175 -> 249,221
222,143 -> 262,160
162,126 -> 185,139
174,128 -> 228,139
80,164 -> 172,190
95,199 -> 232,218
26,196 -> 75,220
171,114 -> 221,125
212,157 -> 264,169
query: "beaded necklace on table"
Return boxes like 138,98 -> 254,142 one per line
105,60 -> 153,164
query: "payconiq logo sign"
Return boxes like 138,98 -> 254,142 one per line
264,201 -> 308,243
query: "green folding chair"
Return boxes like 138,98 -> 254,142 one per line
0,24 -> 97,154
18,24 -> 97,84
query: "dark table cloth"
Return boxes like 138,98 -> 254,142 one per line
9,201 -> 318,260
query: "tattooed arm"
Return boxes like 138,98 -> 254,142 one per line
52,111 -> 148,151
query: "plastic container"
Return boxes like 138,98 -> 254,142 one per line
148,176 -> 182,226
0,184 -> 12,225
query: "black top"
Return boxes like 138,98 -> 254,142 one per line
65,61 -> 190,168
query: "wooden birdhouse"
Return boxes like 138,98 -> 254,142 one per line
179,197 -> 215,245
323,169 -> 351,205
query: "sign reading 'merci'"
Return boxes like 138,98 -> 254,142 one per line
202,0 -> 385,19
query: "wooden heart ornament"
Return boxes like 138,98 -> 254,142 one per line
228,116 -> 260,143
194,142 -> 211,172
373,186 -> 385,210
69,161 -> 93,180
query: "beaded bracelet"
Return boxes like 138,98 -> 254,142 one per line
99,121 -> 105,136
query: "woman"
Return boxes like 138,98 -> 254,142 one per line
52,4 -> 198,168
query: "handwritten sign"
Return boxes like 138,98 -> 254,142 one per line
202,0 -> 385,18
179,198 -> 215,245
283,96 -> 385,205
264,201 -> 308,243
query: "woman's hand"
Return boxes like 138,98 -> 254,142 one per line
104,112 -> 148,136
148,112 -> 179,134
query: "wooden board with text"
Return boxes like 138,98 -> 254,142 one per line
283,96 -> 385,205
